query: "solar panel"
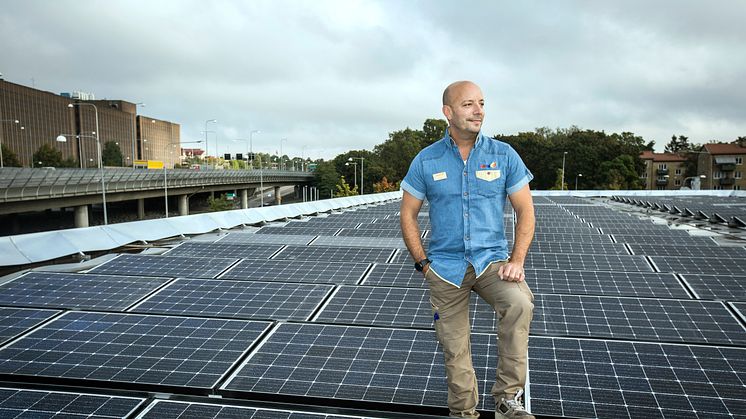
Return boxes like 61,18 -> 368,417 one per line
528,336 -> 746,418
311,236 -> 407,249
533,233 -> 613,243
89,254 -> 238,278
273,246 -> 395,263
0,307 -> 60,344
165,242 -> 284,259
137,400 -> 373,418
628,244 -> 746,258
526,253 -> 653,272
362,263 -> 425,288
0,387 -> 145,418
337,228 -> 404,238
650,256 -> 746,275
527,269 -> 689,298
0,272 -> 168,310
131,279 -> 333,321
220,259 -> 369,284
313,286 -> 431,329
216,233 -> 316,245
0,312 -> 270,388
528,242 -> 629,255
258,226 -> 342,236
533,295 -> 745,345
679,274 -> 746,301
611,234 -> 716,245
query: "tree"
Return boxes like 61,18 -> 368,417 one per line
0,144 -> 21,167
599,155 -> 642,190
373,176 -> 400,193
102,141 -> 124,166
549,168 -> 567,190
32,143 -> 65,167
664,135 -> 692,153
422,118 -> 447,145
208,194 -> 235,211
313,161 -> 340,198
335,176 -> 359,196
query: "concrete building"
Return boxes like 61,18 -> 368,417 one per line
0,79 -> 182,168
640,151 -> 689,190
697,143 -> 746,191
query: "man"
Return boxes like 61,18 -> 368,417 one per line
400,81 -> 535,418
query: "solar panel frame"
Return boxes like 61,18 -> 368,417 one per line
679,274 -> 746,301
130,278 -> 333,321
214,232 -> 317,245
527,269 -> 690,299
164,242 -> 284,259
136,399 -> 374,419
219,259 -> 370,284
0,387 -> 146,418
627,243 -> 746,258
650,256 -> 746,276
272,246 -> 395,263
310,236 -> 407,249
0,311 -> 271,389
88,254 -> 239,279
0,272 -> 169,311
526,253 -> 654,272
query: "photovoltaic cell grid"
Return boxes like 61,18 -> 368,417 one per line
165,242 -> 283,259
651,256 -> 746,275
532,295 -> 746,345
526,253 -> 653,272
137,400 -> 373,419
612,234 -> 716,245
528,242 -> 629,255
311,236 -> 407,249
0,272 -> 168,311
314,286 -> 431,329
273,246 -> 395,263
362,263 -> 426,288
132,279 -> 333,321
257,226 -> 342,236
0,312 -> 270,388
336,228 -> 405,238
215,233 -> 316,245
528,337 -> 746,419
88,254 -> 238,279
0,307 -> 60,345
220,259 -> 369,284
0,387 -> 145,418
628,243 -> 746,258
680,274 -> 746,301
533,233 -> 613,243
527,269 -> 690,299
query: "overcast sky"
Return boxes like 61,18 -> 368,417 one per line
2,0 -> 745,159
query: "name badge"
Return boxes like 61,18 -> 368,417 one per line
475,170 -> 501,182
432,172 -> 447,181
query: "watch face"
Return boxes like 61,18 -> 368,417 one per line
414,262 -> 423,272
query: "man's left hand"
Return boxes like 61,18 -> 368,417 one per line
497,261 -> 525,282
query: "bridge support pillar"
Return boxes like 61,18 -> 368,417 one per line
241,189 -> 248,209
178,195 -> 189,216
74,205 -> 89,228
137,199 -> 145,219
274,186 -> 282,205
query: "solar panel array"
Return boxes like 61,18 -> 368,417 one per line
1,196 -> 745,418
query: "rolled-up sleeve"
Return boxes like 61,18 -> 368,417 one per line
401,154 -> 426,200
505,146 -> 534,195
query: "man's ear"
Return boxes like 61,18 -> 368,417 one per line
442,104 -> 452,120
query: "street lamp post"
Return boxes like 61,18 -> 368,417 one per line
575,173 -> 583,190
204,119 -> 217,161
67,102 -> 107,225
131,102 -> 145,167
249,130 -> 260,168
280,138 -> 288,170
0,119 -> 20,168
561,151 -> 568,191
345,161 -> 358,189
348,157 -> 365,194
164,140 -> 202,217
58,133 -> 95,168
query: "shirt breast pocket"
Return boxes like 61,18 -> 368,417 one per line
424,162 -> 459,198
475,169 -> 505,197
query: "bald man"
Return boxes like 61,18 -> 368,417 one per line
400,81 -> 535,418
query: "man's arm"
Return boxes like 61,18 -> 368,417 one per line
400,190 -> 429,273
497,184 -> 535,282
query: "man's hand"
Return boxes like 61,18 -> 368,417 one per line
422,263 -> 430,276
497,261 -> 525,282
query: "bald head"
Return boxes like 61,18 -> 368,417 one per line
442,80 -> 481,107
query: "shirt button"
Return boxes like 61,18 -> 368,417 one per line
464,212 -> 469,217
463,171 -> 467,176
463,192 -> 468,197
465,236 -> 470,241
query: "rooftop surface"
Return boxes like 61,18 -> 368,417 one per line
0,194 -> 744,418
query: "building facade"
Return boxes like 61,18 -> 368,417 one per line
1,79 -> 182,168
698,143 -> 746,191
640,151 -> 689,190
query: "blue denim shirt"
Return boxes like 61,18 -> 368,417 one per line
401,131 -> 533,287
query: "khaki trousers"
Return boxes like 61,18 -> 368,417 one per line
425,262 -> 534,418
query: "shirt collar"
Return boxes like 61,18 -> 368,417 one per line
444,128 -> 486,150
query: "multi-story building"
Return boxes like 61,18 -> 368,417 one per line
697,143 -> 746,191
640,151 -> 689,190
0,79 -> 182,168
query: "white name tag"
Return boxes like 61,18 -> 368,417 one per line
475,170 -> 501,181
432,172 -> 447,181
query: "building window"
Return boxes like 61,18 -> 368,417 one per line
674,179 -> 681,186
658,163 -> 667,170
735,185 -> 742,190
713,171 -> 723,179
657,175 -> 667,181
675,169 -> 682,175
656,186 -> 666,190
713,185 -> 723,190
736,171 -> 742,179
737,157 -> 743,165
641,171 -> 648,178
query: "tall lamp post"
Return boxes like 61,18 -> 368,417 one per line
204,119 -> 217,161
575,173 -> 583,190
280,138 -> 288,170
345,161 -> 358,189
58,133 -> 95,168
67,102 -> 107,225
348,156 -> 365,194
249,130 -> 260,168
130,102 -> 145,167
163,140 -> 202,217
560,151 -> 568,191
0,119 -> 20,168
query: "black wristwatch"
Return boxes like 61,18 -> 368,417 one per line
414,258 -> 432,272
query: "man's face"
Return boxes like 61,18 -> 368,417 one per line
444,83 -> 484,136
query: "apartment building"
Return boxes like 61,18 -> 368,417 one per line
640,151 -> 690,190
698,143 -> 746,191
